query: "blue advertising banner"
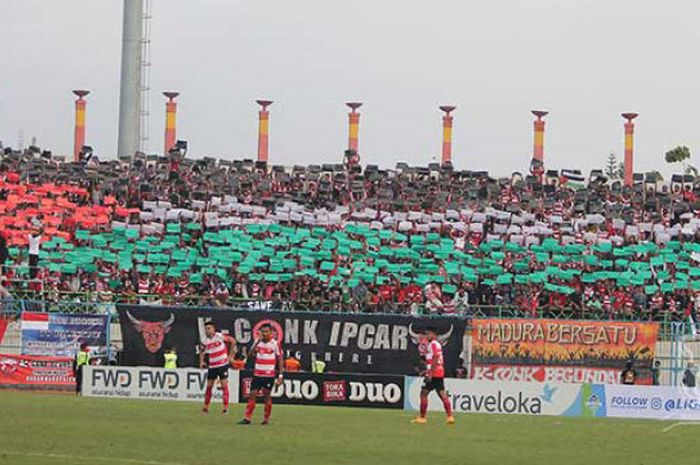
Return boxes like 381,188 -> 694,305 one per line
21,312 -> 109,357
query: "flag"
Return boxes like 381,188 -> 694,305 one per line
688,314 -> 698,338
561,170 -> 586,190
20,312 -> 49,331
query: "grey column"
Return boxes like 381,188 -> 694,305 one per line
117,0 -> 144,157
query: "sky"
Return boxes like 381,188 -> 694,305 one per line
0,0 -> 698,177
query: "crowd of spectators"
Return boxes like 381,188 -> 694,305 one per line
1,145 -> 700,321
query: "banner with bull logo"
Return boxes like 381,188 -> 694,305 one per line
20,312 -> 110,358
117,305 -> 467,375
470,318 -> 659,384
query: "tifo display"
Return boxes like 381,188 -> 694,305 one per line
1,155 -> 700,321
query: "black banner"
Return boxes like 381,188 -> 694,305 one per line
239,371 -> 404,409
117,305 -> 467,376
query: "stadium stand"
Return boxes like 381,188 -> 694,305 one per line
1,146 -> 700,321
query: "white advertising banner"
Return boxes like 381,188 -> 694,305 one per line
606,384 -> 700,421
82,366 -> 240,403
403,377 -> 605,417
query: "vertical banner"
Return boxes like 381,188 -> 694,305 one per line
21,312 -> 109,358
471,318 -> 659,384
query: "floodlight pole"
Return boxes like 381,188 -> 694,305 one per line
117,0 -> 144,157
73,90 -> 90,162
440,105 -> 456,165
256,100 -> 273,162
163,92 -> 179,154
622,112 -> 639,187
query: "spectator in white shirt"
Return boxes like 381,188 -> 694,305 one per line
452,288 -> 470,313
28,229 -> 42,279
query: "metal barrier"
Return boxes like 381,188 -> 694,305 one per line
668,321 -> 700,386
0,289 -> 682,316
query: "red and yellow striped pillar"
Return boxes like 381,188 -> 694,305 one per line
532,110 -> 548,163
256,100 -> 273,162
622,112 -> 638,187
346,102 -> 362,154
440,105 -> 456,165
163,92 -> 179,154
72,90 -> 90,162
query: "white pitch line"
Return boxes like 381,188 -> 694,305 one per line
661,422 -> 700,433
0,450 -> 191,465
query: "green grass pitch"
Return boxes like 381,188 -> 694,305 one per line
0,391 -> 694,465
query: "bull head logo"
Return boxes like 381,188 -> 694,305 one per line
408,323 -> 453,356
126,311 -> 175,353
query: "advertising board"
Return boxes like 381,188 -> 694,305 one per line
82,365 -> 240,402
404,377 -> 606,417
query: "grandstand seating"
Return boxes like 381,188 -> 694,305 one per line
1,147 -> 700,319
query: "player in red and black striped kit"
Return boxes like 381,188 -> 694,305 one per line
412,327 -> 455,425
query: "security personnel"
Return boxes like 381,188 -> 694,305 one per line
164,348 -> 178,369
621,359 -> 637,385
311,359 -> 326,374
73,343 -> 91,395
